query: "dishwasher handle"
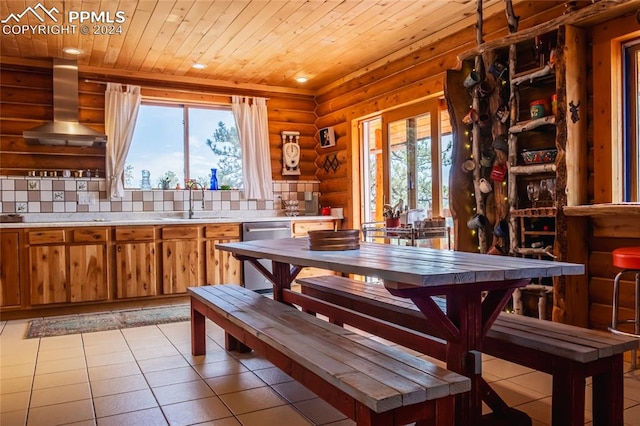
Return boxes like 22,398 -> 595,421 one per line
244,227 -> 291,233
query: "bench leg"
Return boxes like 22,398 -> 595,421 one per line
191,303 -> 206,356
354,397 -> 455,426
300,306 -> 345,327
433,396 -> 455,426
225,332 -> 252,353
551,361 -> 585,426
592,354 -> 624,426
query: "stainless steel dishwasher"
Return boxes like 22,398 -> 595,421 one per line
241,221 -> 292,293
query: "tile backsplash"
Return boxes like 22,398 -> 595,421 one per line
0,177 -> 319,217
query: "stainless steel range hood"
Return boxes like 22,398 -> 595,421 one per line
23,58 -> 107,147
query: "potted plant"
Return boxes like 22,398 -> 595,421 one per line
158,171 -> 178,190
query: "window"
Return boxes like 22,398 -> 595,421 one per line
360,98 -> 453,247
624,40 -> 640,201
126,103 -> 241,189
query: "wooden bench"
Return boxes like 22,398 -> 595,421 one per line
294,275 -> 638,426
188,284 -> 470,426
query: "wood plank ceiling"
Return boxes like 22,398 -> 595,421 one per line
0,0 -> 522,91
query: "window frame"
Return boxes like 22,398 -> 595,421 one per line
356,97 -> 452,248
126,100 -> 237,189
623,39 -> 640,201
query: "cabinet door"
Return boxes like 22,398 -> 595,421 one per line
290,221 -> 338,279
205,238 -> 241,285
162,240 -> 200,294
115,242 -> 157,298
69,244 -> 108,302
291,220 -> 336,237
0,232 -> 21,307
29,245 -> 67,305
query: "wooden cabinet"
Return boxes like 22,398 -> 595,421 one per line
114,226 -> 157,298
204,224 -> 241,285
506,30 -> 560,260
0,231 -> 21,307
446,23 -> 587,321
506,26 -> 586,266
3,220 -> 290,313
28,230 -> 67,305
69,228 -> 108,303
291,220 -> 336,237
161,226 -> 201,294
291,220 -> 338,280
27,228 -> 109,305
447,24 -> 585,259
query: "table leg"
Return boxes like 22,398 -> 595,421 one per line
235,255 -> 300,302
447,291 -> 483,425
386,280 -> 529,426
271,261 -> 302,303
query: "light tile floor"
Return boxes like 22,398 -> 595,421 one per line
2,315 -> 640,426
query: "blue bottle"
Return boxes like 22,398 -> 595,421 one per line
209,168 -> 218,190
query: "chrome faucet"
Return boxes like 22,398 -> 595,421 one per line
186,180 -> 205,219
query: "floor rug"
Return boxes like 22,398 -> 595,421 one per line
26,304 -> 190,338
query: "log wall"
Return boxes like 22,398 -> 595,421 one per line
313,1 -> 567,231
587,217 -> 640,331
1,65 -> 106,174
0,60 -> 317,182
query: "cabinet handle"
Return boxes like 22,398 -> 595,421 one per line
117,246 -> 122,252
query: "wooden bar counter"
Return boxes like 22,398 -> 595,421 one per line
562,203 -> 640,332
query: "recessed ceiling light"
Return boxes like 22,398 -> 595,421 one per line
192,63 -> 207,69
62,47 -> 83,55
295,76 -> 308,83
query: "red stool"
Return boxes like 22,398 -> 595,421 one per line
609,247 -> 640,368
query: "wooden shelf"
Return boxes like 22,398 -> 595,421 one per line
510,164 -> 557,175
512,64 -> 555,86
509,116 -> 556,134
523,231 -> 556,236
514,247 -> 555,256
511,207 -> 557,217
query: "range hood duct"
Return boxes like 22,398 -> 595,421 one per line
23,58 -> 107,147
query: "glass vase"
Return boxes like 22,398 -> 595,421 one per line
141,170 -> 151,189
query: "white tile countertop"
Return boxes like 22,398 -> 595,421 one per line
0,211 -> 342,228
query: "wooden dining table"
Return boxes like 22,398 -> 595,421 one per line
216,237 -> 585,425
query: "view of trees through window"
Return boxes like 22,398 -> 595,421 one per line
361,100 -> 453,248
362,107 -> 452,222
125,104 -> 242,190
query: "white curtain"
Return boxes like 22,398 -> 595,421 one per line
105,83 -> 141,199
231,96 -> 273,200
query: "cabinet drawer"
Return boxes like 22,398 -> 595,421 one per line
72,228 -> 108,243
161,226 -> 199,239
292,221 -> 336,236
115,226 -> 155,241
204,224 -> 241,239
28,230 -> 65,244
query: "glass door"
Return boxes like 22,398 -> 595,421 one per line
387,112 -> 431,214
359,98 -> 453,248
361,117 -> 383,222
